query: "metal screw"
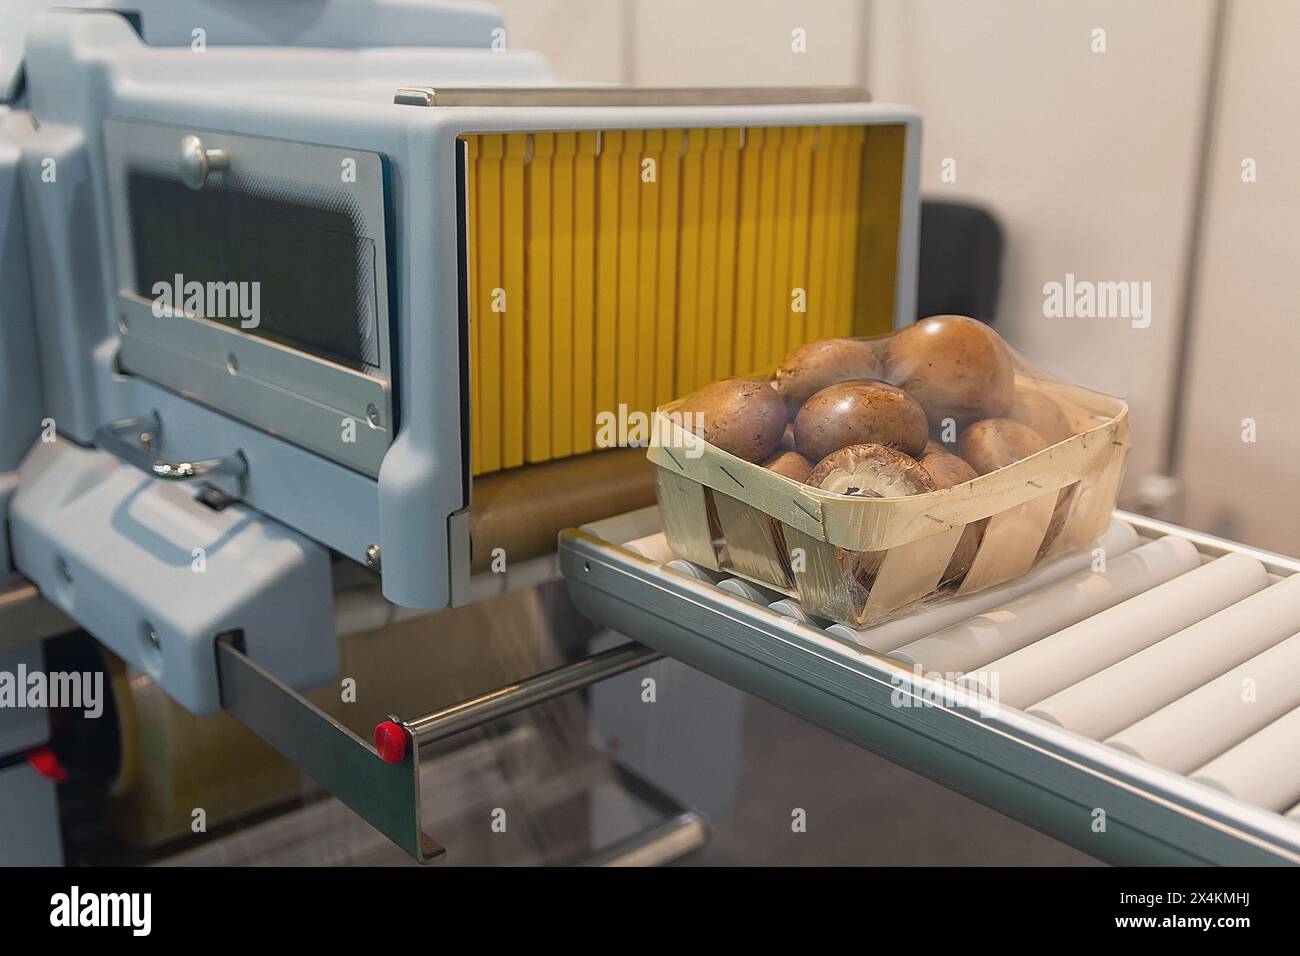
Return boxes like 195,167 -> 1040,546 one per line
147,629 -> 161,650
365,544 -> 381,570
366,403 -> 381,428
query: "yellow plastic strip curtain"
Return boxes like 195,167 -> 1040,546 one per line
460,125 -> 900,476
473,134 -> 503,476
636,130 -> 663,413
572,132 -> 598,454
465,137 -> 482,471
501,133 -> 527,469
712,128 -> 743,380
550,132 -> 576,458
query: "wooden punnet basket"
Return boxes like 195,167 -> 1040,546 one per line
648,377 -> 1130,629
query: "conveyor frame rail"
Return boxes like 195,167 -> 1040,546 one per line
558,511 -> 1300,866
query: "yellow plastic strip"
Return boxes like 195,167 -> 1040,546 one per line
675,130 -> 705,396
822,127 -> 847,338
771,127 -> 798,356
475,135 -> 504,474
654,130 -> 683,406
616,130 -> 642,419
693,128 -> 724,391
526,133 -> 553,463
787,126 -> 816,352
636,129 -> 663,413
732,128 -> 762,374
712,128 -> 742,379
550,132 -> 575,458
806,127 -> 834,344
837,126 -> 866,337
501,133 -> 527,468
595,130 -> 622,436
465,138 -> 481,475
572,132 -> 598,453
854,124 -> 907,336
752,128 -> 780,369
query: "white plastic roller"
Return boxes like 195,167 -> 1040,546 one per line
825,520 -> 1140,653
1029,574 -> 1300,740
1192,705 -> 1300,813
888,535 -> 1200,674
1106,631 -> 1300,773
964,553 -> 1269,707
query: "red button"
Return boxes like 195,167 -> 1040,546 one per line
373,720 -> 408,764
26,746 -> 69,782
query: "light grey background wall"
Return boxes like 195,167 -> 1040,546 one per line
498,0 -> 1298,555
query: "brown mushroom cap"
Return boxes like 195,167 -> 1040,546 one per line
761,450 -> 812,483
773,338 -> 882,415
919,445 -> 978,490
794,380 -> 929,463
1009,389 -> 1074,445
882,315 -> 1015,423
677,377 -> 787,463
808,443 -> 936,498
919,446 -> 986,584
959,418 -> 1048,474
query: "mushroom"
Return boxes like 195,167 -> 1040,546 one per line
920,445 -> 985,585
960,418 -> 1075,554
808,443 -> 936,592
882,315 -> 1015,423
761,450 -> 812,483
773,338 -> 882,415
1009,389 -> 1074,445
794,381 -> 929,463
807,443 -> 936,498
677,377 -> 787,463
958,418 -> 1048,475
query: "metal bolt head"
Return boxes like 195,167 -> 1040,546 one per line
147,629 -> 161,650
179,134 -> 228,190
365,544 -> 381,570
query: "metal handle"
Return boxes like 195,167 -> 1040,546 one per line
95,412 -> 247,487
178,134 -> 228,190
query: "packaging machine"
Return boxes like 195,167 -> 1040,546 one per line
1,0 -> 1297,867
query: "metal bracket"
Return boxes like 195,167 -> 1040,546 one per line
215,634 -> 663,863
95,411 -> 248,494
215,634 -> 443,862
394,86 -> 871,107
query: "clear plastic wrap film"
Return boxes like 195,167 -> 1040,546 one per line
649,315 -> 1131,629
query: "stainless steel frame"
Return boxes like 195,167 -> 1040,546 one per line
0,580 -> 74,653
95,412 -> 248,491
215,634 -> 663,863
102,121 -> 394,478
558,511 -> 1300,866
394,86 -> 872,108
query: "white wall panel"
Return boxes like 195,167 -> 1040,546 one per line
631,0 -> 864,87
1175,0 -> 1300,554
495,0 -> 630,83
865,0 -> 1215,491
